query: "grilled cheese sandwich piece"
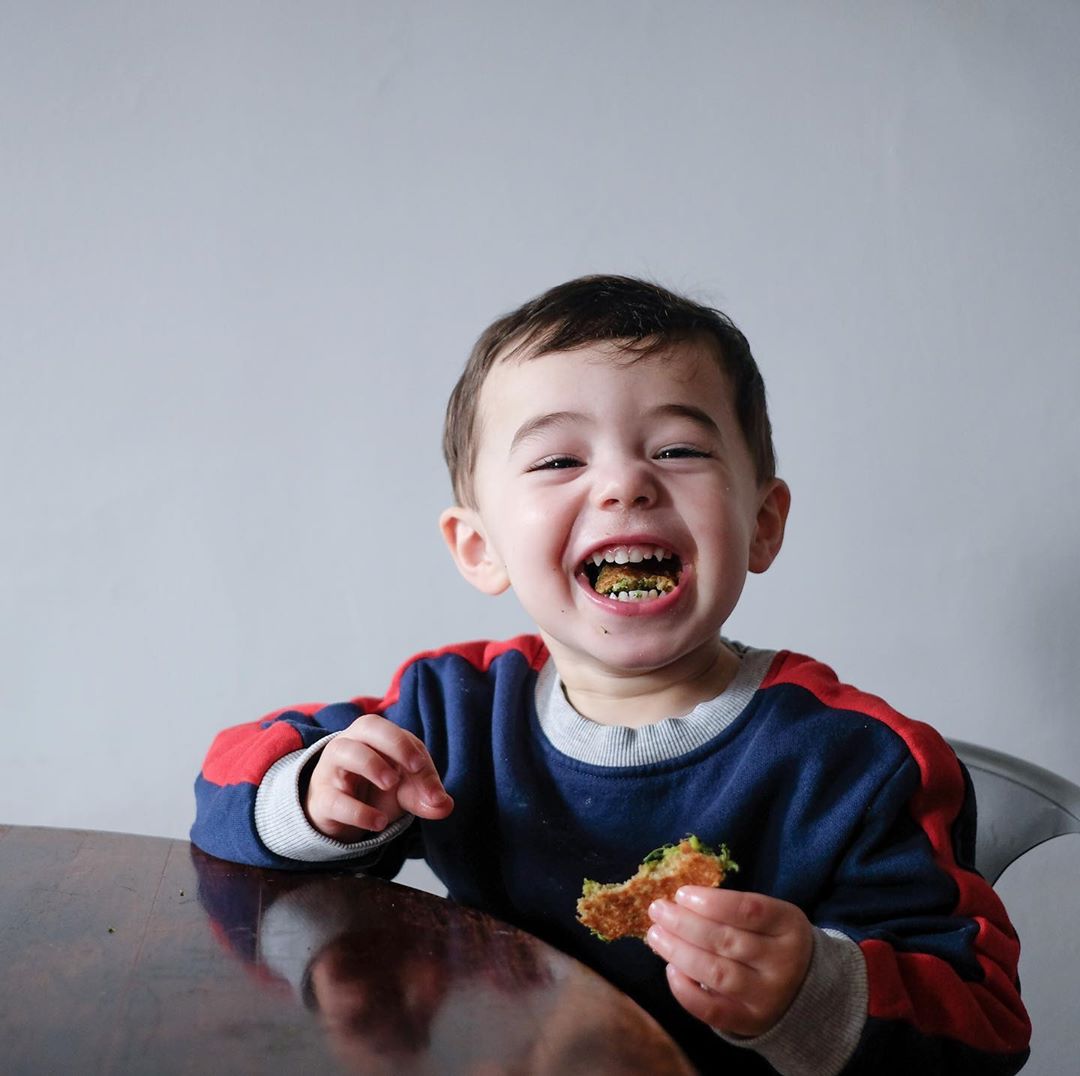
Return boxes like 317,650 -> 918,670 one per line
576,836 -> 737,942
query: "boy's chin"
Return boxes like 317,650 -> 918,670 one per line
539,625 -> 722,677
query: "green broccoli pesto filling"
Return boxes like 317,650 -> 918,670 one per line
582,836 -> 738,894
640,834 -> 739,874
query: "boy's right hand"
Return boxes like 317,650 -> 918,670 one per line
304,714 -> 454,842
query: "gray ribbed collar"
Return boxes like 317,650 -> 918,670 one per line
534,640 -> 776,767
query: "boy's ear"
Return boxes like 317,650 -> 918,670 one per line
748,479 -> 791,574
439,506 -> 511,596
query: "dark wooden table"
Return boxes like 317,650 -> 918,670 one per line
0,826 -> 696,1074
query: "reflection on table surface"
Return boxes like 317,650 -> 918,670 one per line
0,826 -> 696,1074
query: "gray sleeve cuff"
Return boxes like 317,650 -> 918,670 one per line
253,732 -> 414,862
717,927 -> 866,1076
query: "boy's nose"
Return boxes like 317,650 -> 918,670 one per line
595,466 -> 658,511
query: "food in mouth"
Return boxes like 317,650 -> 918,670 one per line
583,546 -> 682,601
576,836 -> 737,941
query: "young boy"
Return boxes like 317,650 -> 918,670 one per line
192,275 -> 1030,1074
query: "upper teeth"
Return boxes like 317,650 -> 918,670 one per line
588,545 -> 673,567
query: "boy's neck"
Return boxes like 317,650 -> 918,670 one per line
543,636 -> 742,728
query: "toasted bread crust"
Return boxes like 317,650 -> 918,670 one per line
576,838 -> 731,941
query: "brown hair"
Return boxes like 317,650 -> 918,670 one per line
443,274 -> 776,506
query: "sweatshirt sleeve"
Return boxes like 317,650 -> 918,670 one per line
815,724 -> 1031,1074
191,698 -> 394,868
717,927 -> 868,1075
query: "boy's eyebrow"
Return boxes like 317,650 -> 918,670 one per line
509,411 -> 588,454
647,403 -> 723,439
508,403 -> 722,455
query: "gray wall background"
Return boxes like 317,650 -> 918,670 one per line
3,2 -> 1078,1068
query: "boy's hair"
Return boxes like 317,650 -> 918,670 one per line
443,274 -> 776,507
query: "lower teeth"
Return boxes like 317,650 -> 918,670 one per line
615,590 -> 660,602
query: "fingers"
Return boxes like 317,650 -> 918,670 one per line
331,715 -> 454,818
648,920 -> 791,1037
647,898 -> 765,965
646,889 -> 815,1038
307,715 -> 453,840
671,886 -> 788,935
645,918 -> 757,998
322,736 -> 402,795
336,715 -> 436,784
665,965 -> 758,1035
309,785 -> 393,835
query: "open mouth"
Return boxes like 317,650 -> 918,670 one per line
579,545 -> 683,603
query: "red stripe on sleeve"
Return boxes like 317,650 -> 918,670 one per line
201,712 -> 312,787
861,939 -> 1029,1051
763,651 -> 1030,1052
202,637 -> 548,788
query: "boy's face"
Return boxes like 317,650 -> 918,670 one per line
441,340 -> 789,678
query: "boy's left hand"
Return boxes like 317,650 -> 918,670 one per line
646,887 -> 814,1038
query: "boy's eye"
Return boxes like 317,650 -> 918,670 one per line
654,446 -> 711,460
527,455 -> 583,471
